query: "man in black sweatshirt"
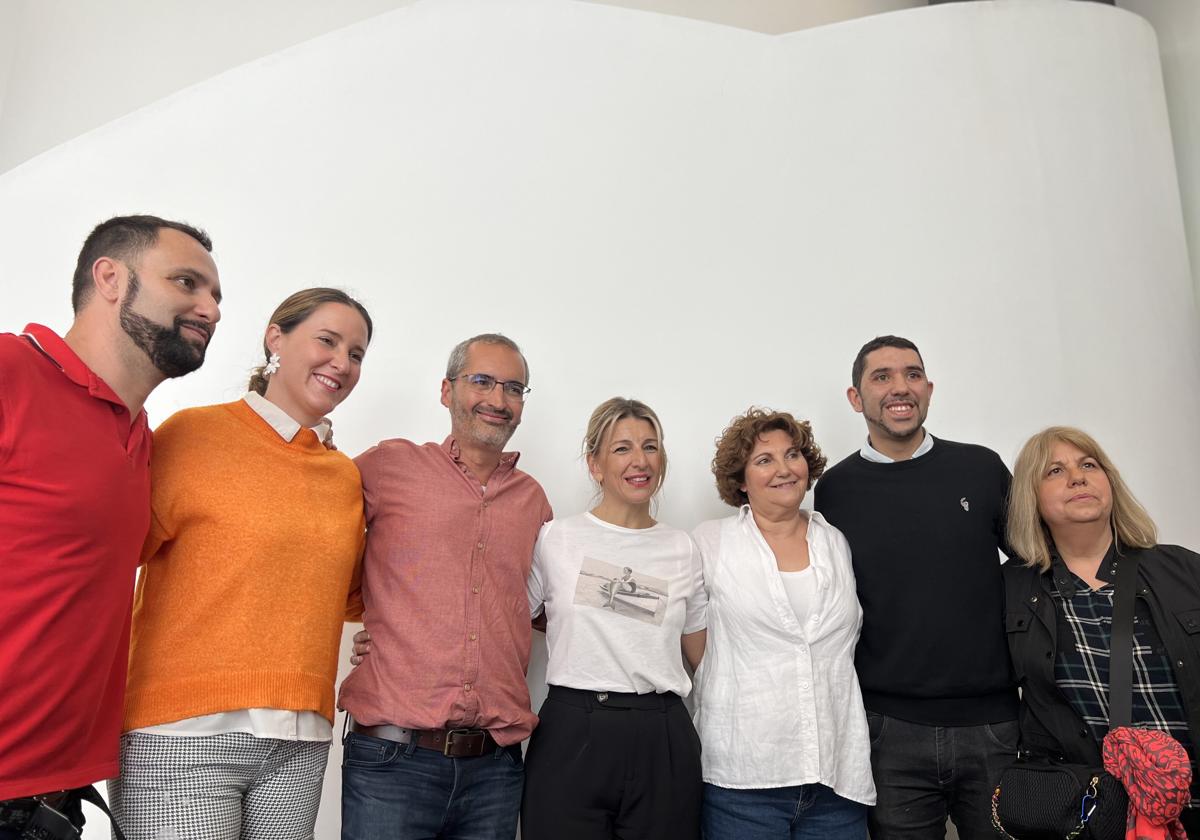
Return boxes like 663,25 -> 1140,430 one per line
813,335 -> 1017,840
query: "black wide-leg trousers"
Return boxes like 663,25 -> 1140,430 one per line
521,685 -> 702,840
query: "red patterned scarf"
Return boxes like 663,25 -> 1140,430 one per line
1102,726 -> 1191,840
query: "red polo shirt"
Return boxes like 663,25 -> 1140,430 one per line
0,324 -> 151,799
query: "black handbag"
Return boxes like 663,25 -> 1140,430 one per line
990,758 -> 1127,839
991,553 -> 1139,840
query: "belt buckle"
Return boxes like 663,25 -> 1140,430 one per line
443,728 -> 484,757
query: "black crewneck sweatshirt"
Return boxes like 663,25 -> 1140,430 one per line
814,437 -> 1018,725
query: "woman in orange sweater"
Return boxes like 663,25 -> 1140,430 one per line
109,288 -> 372,840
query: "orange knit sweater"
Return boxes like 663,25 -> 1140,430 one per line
123,399 -> 365,730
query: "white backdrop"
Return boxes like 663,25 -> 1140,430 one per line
0,1 -> 1197,837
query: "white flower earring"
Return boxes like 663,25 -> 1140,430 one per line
264,353 -> 281,376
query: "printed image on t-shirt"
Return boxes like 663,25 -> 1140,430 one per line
573,557 -> 669,626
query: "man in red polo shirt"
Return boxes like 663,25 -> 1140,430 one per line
0,215 -> 222,838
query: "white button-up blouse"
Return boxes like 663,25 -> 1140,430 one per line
691,507 -> 876,804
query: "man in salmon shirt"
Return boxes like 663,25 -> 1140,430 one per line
0,216 -> 222,838
340,333 -> 552,840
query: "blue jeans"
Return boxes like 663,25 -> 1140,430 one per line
341,732 -> 524,840
866,713 -> 1018,840
701,782 -> 867,840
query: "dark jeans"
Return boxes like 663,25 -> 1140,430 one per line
341,732 -> 524,840
702,782 -> 867,840
866,712 -> 1018,840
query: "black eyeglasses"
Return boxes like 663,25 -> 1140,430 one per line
450,373 -> 532,402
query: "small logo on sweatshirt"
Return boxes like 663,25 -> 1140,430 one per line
960,497 -> 970,511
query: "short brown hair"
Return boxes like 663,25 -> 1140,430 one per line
851,335 -> 923,390
711,408 -> 827,507
1007,426 -> 1156,572
72,215 -> 212,312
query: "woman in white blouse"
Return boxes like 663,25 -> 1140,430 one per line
692,408 -> 874,840
522,397 -> 708,840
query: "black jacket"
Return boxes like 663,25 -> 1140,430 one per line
1003,543 -> 1200,764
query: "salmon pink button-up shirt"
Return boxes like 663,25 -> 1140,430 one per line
338,436 -> 552,746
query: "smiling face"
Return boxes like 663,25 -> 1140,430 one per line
116,228 -> 222,378
263,302 -> 369,426
847,346 -> 933,451
740,428 -> 810,516
441,342 -> 526,451
588,417 -> 663,513
1036,440 -> 1114,535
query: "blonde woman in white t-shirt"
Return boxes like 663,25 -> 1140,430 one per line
691,408 -> 874,840
521,397 -> 708,840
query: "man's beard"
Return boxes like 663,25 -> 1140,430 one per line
451,398 -> 516,449
119,269 -> 209,378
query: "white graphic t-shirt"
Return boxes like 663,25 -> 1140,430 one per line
528,512 -> 708,696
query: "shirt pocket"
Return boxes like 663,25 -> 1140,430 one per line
1006,609 -> 1034,682
1174,608 -> 1200,637
1006,610 -> 1033,634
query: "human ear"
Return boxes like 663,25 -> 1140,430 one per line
92,257 -> 123,304
846,386 -> 865,414
265,323 -> 284,356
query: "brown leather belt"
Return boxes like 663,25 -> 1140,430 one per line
349,720 -> 498,757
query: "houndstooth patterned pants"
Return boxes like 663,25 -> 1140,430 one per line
108,732 -> 329,840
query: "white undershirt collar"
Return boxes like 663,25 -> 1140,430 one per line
859,429 -> 935,464
243,391 -> 331,444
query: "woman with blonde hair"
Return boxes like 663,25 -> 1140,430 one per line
1002,426 -> 1200,836
522,397 -> 708,840
692,408 -> 873,839
109,288 -> 373,840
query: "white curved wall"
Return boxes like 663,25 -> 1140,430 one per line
0,1 -> 1195,836
0,0 -> 417,174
